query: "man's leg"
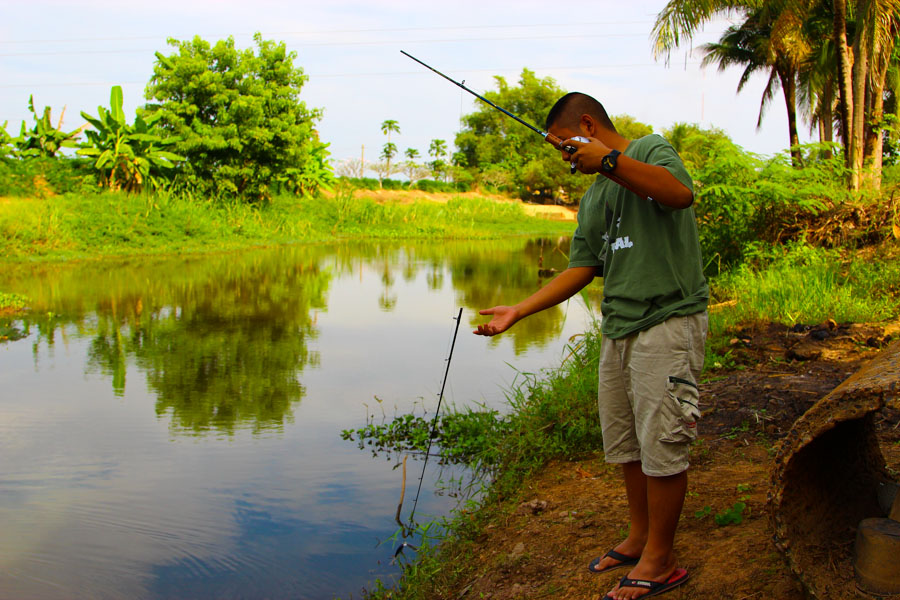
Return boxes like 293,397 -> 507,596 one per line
590,461 -> 648,572
606,470 -> 688,600
605,313 -> 705,598
590,336 -> 644,573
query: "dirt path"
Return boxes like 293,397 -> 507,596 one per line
438,321 -> 900,600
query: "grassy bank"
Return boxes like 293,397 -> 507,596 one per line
349,239 -> 900,599
0,189 -> 574,263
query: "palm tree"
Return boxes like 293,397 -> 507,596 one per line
700,9 -> 806,165
428,138 -> 447,159
653,0 -> 900,188
380,119 -> 400,181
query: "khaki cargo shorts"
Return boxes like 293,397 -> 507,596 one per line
597,312 -> 708,477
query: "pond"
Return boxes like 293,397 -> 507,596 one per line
0,238 -> 600,600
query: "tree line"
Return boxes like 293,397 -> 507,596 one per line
1,34 -> 331,202
653,0 -> 900,190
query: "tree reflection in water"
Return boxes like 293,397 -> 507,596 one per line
2,236 -> 596,435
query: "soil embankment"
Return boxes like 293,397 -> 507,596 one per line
440,321 -> 900,600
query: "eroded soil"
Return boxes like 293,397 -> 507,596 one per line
437,321 -> 900,600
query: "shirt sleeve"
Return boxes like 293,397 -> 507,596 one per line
644,135 -> 694,195
568,223 -> 604,270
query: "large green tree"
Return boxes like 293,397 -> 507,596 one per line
454,69 -> 591,202
144,33 -> 331,201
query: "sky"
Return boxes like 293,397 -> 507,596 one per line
1,0 -> 810,171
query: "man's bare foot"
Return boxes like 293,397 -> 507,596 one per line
605,556 -> 686,600
587,538 -> 644,573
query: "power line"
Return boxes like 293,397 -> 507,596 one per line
0,32 -> 660,58
0,63 -> 705,89
0,21 -> 658,45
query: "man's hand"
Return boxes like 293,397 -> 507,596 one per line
563,136 -> 612,174
473,306 -> 520,336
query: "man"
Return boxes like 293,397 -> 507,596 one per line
474,92 -> 708,600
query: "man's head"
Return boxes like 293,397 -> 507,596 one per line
545,92 -> 616,140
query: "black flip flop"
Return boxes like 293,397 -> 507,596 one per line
604,567 -> 689,599
587,549 -> 640,574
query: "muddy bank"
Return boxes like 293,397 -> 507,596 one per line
426,321 -> 900,600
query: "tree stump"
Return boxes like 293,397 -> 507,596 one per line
769,341 -> 900,598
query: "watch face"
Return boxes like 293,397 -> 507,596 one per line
602,155 -> 615,171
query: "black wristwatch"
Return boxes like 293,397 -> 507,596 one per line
600,149 -> 621,173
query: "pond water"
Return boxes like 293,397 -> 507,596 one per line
0,238 -> 600,600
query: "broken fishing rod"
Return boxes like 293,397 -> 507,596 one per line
393,307 -> 463,562
400,50 -> 586,174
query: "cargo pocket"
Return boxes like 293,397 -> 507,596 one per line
659,376 -> 700,443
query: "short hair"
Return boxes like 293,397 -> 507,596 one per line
545,92 -> 616,133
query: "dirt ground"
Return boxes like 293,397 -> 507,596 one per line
443,321 -> 900,600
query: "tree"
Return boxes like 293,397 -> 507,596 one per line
144,33 -> 331,201
336,158 -> 365,178
454,69 -> 591,201
611,115 -> 654,139
699,8 -> 806,166
428,138 -> 449,181
370,159 -> 400,184
401,148 -> 428,183
11,96 -> 83,158
652,0 -> 900,189
77,86 -> 183,192
380,119 -> 400,181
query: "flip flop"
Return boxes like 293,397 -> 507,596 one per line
604,567 -> 689,599
587,549 -> 640,574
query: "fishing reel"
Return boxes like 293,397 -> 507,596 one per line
565,136 -> 591,174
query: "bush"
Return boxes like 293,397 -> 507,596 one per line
0,157 -> 94,197
668,124 -> 850,274
380,178 -> 409,190
144,33 -> 332,201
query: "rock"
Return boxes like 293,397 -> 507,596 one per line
510,542 -> 525,558
517,499 -> 548,515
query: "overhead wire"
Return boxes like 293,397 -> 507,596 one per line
0,21 -> 658,45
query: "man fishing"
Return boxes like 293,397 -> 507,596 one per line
474,92 -> 708,600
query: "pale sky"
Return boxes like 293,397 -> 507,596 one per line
2,0 -> 808,171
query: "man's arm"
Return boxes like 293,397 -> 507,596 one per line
553,137 -> 693,209
473,266 -> 599,336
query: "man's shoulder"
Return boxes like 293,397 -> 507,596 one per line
627,134 -> 673,155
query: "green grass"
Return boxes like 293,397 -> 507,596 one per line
0,292 -> 28,312
704,241 -> 900,367
0,189 -> 575,261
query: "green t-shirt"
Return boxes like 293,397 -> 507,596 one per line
568,134 -> 708,339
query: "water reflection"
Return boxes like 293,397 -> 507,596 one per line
0,237 -> 597,600
3,238 -> 579,437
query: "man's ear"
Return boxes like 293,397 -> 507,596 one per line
578,114 -> 600,138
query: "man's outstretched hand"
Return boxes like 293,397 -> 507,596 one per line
473,306 -> 519,336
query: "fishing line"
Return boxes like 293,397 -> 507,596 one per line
394,307 -> 463,557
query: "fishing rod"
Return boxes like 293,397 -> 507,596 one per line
400,50 -> 584,169
401,49 -> 650,196
394,307 -> 463,559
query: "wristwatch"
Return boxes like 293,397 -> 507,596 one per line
600,149 -> 621,173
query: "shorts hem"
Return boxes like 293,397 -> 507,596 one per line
604,453 -> 642,465
641,462 -> 690,477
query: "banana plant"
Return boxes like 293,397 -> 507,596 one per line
13,97 -> 84,158
78,86 -> 183,192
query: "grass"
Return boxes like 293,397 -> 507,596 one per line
0,188 -> 575,261
0,292 -> 28,312
705,240 -> 900,366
